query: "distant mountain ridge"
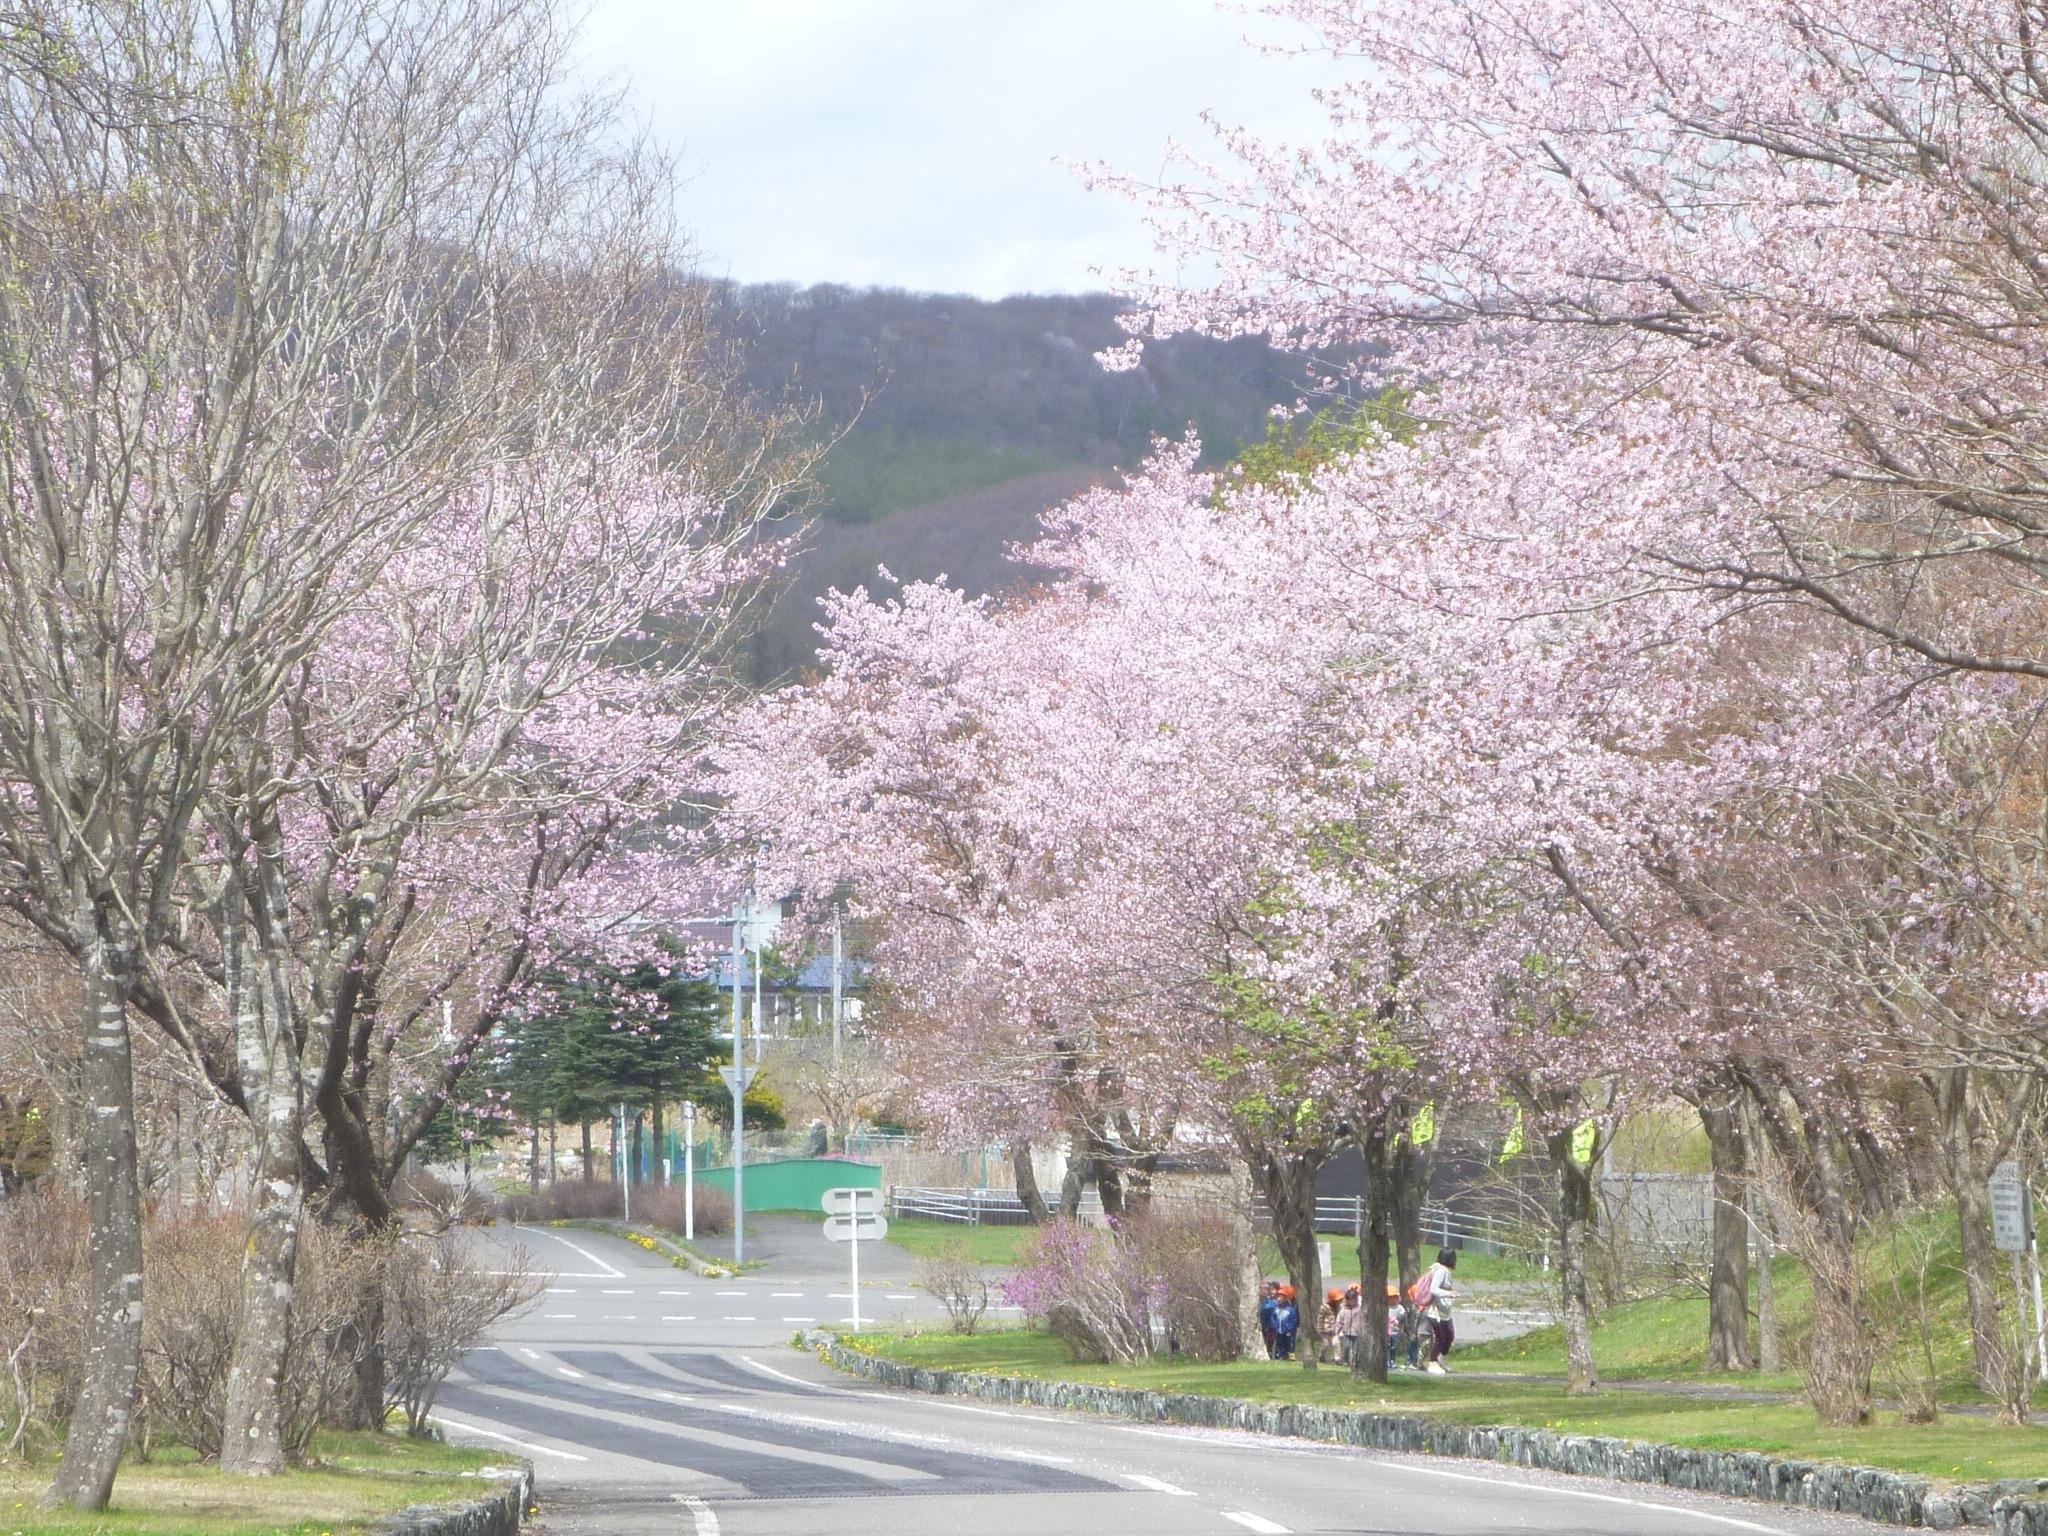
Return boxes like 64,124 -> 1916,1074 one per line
710,283 -> 1321,679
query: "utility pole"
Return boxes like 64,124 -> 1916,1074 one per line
730,911 -> 745,1265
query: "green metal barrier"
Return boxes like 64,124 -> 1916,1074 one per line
692,1157 -> 881,1213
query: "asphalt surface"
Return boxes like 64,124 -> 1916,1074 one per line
441,1219 -> 1897,1536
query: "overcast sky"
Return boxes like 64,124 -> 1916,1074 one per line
572,1 -> 1334,299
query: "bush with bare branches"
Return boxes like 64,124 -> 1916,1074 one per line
916,1240 -> 992,1335
383,1232 -> 545,1435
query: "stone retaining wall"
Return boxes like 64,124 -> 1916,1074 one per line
821,1342 -> 2048,1533
373,1462 -> 534,1536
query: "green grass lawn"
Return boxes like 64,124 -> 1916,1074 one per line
847,1328 -> 2048,1483
884,1216 -> 1039,1266
0,1431 -> 509,1535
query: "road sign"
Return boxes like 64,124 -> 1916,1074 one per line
1991,1162 -> 2034,1253
681,1100 -> 698,1122
823,1212 -> 889,1243
719,1065 -> 758,1095
821,1186 -> 883,1218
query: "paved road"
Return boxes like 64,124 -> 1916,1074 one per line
442,1221 -> 1892,1536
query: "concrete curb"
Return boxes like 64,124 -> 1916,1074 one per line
819,1340 -> 2048,1533
372,1461 -> 535,1536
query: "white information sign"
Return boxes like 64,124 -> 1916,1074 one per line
821,1188 -> 889,1332
822,1187 -> 883,1219
1991,1161 -> 2034,1253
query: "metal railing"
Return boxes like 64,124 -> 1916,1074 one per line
1249,1193 -> 1535,1256
888,1184 -> 1103,1226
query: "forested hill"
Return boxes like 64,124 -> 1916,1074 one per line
710,283 -> 1322,680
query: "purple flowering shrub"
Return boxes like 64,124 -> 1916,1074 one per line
1001,1219 -> 1161,1362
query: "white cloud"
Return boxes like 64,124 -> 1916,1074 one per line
573,0 -> 1337,296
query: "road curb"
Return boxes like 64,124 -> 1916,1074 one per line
371,1460 -> 536,1536
818,1340 -> 2048,1533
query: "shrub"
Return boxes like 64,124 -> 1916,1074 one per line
1001,1211 -> 1249,1363
1003,1221 -> 1161,1363
0,1192 -> 88,1456
133,1208 -> 382,1462
500,1178 -> 733,1237
395,1169 -> 495,1229
1126,1211 -> 1245,1363
383,1231 -> 545,1434
630,1182 -> 734,1239
915,1239 -> 991,1334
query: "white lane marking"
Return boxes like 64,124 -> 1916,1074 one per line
603,1314 -> 636,1321
602,1288 -> 632,1295
1223,1515 -> 1289,1535
739,1355 -> 835,1390
558,1367 -> 585,1378
1125,1474 -> 1192,1496
828,1292 -> 853,1299
506,1270 -> 613,1279
885,1292 -> 917,1300
725,1315 -> 758,1322
674,1493 -> 720,1535
771,1291 -> 804,1298
516,1224 -> 625,1278
1370,1460 -> 1788,1533
433,1412 -> 591,1462
782,1315 -> 817,1323
716,1290 -> 747,1297
546,1287 -> 577,1295
543,1313 -> 574,1319
662,1314 -> 697,1322
519,1348 -> 539,1359
661,1289 -> 691,1296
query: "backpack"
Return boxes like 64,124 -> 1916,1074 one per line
1407,1268 -> 1436,1309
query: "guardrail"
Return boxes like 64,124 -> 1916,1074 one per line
888,1184 -> 1103,1226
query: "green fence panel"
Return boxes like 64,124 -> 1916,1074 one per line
692,1157 -> 881,1213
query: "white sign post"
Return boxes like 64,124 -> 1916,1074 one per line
681,1100 -> 698,1242
822,1187 -> 887,1332
1989,1162 -> 2045,1381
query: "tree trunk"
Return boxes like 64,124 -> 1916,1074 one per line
1752,1189 -> 1780,1373
651,1099 -> 666,1184
1095,1159 -> 1125,1221
1056,1154 -> 1085,1220
580,1120 -> 593,1183
529,1119 -> 541,1192
1352,1127 -> 1391,1384
1261,1149 -> 1326,1373
46,921 -> 144,1512
1934,1068 -> 2006,1395
1545,1126 -> 1599,1396
1700,1101 -> 1754,1372
1748,1077 -> 1872,1424
222,842 -> 307,1477
1011,1142 -> 1051,1223
1389,1130 -> 1429,1367
629,1111 -> 643,1188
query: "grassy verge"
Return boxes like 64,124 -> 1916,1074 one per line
880,1218 -> 1547,1287
1461,1205 -> 2006,1407
846,1329 -> 2048,1483
0,1430 -> 507,1535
